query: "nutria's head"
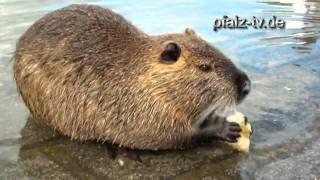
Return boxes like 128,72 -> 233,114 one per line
145,28 -> 250,123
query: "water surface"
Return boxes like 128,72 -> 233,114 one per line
0,0 -> 320,179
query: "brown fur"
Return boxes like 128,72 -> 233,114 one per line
14,4 -> 244,150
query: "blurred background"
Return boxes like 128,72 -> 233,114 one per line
0,0 -> 319,179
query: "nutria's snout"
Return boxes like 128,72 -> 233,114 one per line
234,70 -> 251,103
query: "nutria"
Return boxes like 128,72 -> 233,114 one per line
13,4 -> 251,150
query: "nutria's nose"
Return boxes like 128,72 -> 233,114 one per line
235,71 -> 251,102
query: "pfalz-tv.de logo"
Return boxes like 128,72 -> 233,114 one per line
213,16 -> 286,32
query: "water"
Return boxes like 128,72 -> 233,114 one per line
1,0 -> 320,179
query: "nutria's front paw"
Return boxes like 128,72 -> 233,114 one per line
192,115 -> 241,142
217,122 -> 241,143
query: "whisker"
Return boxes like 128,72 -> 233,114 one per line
192,91 -> 237,129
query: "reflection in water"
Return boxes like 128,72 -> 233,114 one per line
17,117 -> 243,179
0,0 -> 320,179
259,0 -> 320,53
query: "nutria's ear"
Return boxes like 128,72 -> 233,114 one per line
160,41 -> 181,63
185,28 -> 196,36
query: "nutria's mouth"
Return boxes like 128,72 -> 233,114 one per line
192,97 -> 236,127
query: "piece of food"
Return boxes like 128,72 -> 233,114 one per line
226,112 -> 253,152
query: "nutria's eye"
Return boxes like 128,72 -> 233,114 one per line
198,64 -> 212,72
160,41 -> 181,63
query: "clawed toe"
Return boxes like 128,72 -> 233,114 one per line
220,122 -> 242,142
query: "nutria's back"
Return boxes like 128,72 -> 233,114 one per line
14,4 -> 250,150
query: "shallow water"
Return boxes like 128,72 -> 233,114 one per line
0,0 -> 320,179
